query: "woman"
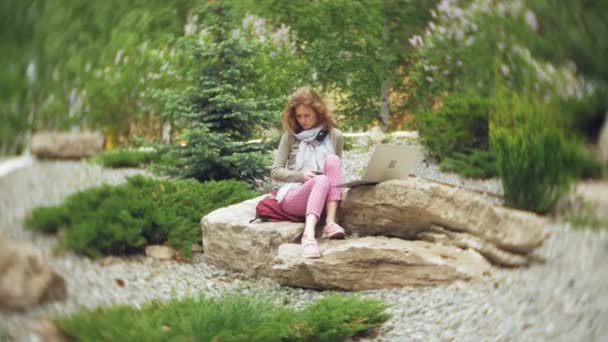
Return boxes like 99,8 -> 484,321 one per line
271,87 -> 345,258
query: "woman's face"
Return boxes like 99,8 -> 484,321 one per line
295,104 -> 318,130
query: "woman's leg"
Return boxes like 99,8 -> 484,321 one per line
322,154 -> 342,225
280,175 -> 331,240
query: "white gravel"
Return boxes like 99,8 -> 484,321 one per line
1,151 -> 608,341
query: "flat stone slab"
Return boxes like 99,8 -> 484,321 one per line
272,236 -> 491,290
339,178 -> 547,255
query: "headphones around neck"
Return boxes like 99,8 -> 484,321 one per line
315,128 -> 329,142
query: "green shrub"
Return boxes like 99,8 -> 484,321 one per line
417,93 -> 492,160
492,127 -> 575,214
25,175 -> 257,258
491,89 -> 584,214
439,149 -> 497,179
25,205 -> 70,234
416,93 -> 497,178
54,293 -> 391,342
298,294 -> 391,341
92,148 -> 159,168
559,86 -> 608,141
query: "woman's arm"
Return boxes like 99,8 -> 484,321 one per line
271,132 -> 305,182
331,128 -> 343,159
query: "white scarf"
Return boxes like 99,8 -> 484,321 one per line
276,126 -> 335,202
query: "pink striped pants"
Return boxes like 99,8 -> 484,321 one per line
280,154 -> 342,218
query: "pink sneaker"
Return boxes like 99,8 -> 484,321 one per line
323,222 -> 345,239
301,238 -> 320,258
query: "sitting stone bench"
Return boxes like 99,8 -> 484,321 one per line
201,178 -> 547,290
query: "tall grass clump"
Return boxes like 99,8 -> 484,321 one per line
92,148 -> 159,168
54,293 -> 391,342
25,175 -> 257,258
490,87 -> 587,214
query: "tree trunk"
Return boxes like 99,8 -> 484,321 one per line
162,121 -> 172,144
379,78 -> 390,131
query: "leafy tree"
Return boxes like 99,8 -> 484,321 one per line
519,0 -> 608,139
236,0 -> 437,130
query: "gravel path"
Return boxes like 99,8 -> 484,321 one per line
1,154 -> 608,341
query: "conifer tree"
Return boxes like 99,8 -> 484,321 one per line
159,2 -> 279,184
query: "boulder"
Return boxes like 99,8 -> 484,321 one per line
202,196 -> 303,276
201,178 -> 548,290
0,238 -> 67,311
338,178 -> 547,256
201,195 -> 493,289
31,131 -> 104,159
272,237 -> 491,290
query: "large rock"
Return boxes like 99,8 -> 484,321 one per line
202,196 -> 493,289
272,237 -> 491,290
202,196 -> 304,276
0,238 -> 67,311
338,178 -> 547,256
201,178 -> 547,289
31,131 -> 104,159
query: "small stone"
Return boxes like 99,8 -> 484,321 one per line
145,245 -> 175,260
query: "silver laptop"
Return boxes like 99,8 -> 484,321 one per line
336,144 -> 424,188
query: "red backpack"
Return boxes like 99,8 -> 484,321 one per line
250,191 -> 305,223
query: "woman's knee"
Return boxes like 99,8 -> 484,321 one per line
311,174 -> 330,190
325,154 -> 341,166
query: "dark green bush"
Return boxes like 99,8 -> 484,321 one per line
559,86 -> 608,141
25,175 -> 257,258
439,149 -> 497,179
92,149 -> 159,168
54,293 -> 391,342
298,294 -> 391,341
25,205 -> 70,234
417,93 -> 492,159
416,93 -> 496,178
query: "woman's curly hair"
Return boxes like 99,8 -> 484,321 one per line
281,87 -> 337,133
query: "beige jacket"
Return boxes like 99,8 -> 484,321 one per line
271,128 -> 343,183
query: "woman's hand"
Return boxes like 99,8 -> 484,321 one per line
302,170 -> 317,183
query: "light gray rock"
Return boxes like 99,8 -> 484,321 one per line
201,195 -> 303,275
272,237 -> 491,290
417,225 -> 532,267
31,131 -> 104,159
338,178 -> 547,255
202,195 -> 493,289
145,245 -> 175,260
0,238 -> 67,311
